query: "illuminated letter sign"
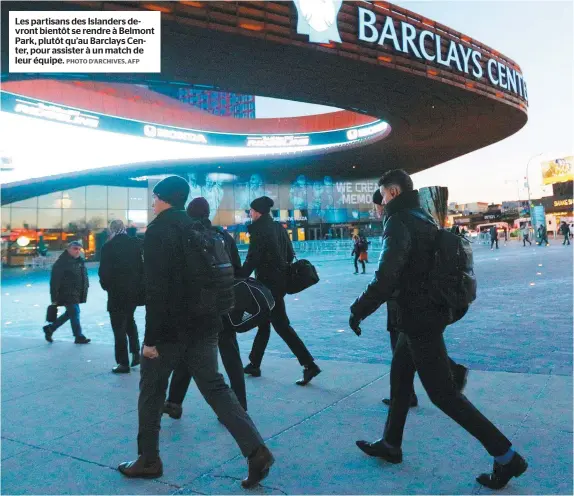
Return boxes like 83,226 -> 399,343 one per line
351,6 -> 528,101
142,124 -> 207,144
294,0 -> 343,43
246,135 -> 310,147
14,100 -> 99,128
347,121 -> 388,141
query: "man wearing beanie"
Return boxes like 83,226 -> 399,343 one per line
163,197 -> 249,418
238,196 -> 321,386
119,177 -> 274,488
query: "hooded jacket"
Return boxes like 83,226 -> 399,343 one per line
350,189 -> 450,336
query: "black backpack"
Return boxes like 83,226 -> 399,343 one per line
409,210 -> 477,324
176,221 -> 235,316
223,277 -> 275,333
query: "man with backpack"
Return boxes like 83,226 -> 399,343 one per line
371,190 -> 468,409
350,170 -> 527,490
239,196 -> 321,386
119,177 -> 273,488
163,197 -> 248,417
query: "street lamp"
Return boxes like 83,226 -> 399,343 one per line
525,153 -> 544,215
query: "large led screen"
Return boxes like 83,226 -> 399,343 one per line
0,90 -> 390,187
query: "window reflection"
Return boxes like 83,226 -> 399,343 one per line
86,186 -> 108,209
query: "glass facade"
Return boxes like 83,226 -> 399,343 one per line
149,172 -> 381,243
1,185 -> 148,266
1,173 -> 382,266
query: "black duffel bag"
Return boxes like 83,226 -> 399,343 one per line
286,258 -> 319,295
222,278 -> 275,333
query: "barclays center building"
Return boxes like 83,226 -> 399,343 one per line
1,1 -> 529,266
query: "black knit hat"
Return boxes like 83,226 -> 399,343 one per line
250,196 -> 274,215
187,197 -> 210,218
372,189 -> 383,206
153,176 -> 190,209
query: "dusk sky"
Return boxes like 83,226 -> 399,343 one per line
258,1 -> 573,204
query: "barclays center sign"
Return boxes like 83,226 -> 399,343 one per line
294,1 -> 528,101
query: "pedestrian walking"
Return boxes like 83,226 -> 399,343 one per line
350,170 -> 527,490
239,196 -> 321,386
537,224 -> 549,246
119,176 -> 274,488
99,220 -> 144,374
163,197 -> 248,419
560,221 -> 571,245
522,226 -> 532,246
351,234 -> 367,274
43,241 -> 90,344
490,225 -> 499,250
372,190 -> 469,409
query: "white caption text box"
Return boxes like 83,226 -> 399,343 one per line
9,11 -> 161,73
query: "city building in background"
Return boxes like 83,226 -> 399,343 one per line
151,85 -> 256,119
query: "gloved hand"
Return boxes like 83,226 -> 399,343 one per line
349,314 -> 362,336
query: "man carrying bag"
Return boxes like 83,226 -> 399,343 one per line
238,196 -> 321,386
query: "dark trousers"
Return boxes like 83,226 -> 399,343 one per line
168,326 -> 247,410
490,239 -> 499,249
383,331 -> 512,457
563,234 -> 570,245
249,293 -> 314,368
539,235 -> 549,245
137,315 -> 263,461
354,254 -> 366,273
109,307 -> 140,367
523,235 -> 532,246
48,304 -> 83,337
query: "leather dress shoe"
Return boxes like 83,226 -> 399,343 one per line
382,395 -> 418,407
118,456 -> 163,479
242,445 -> 275,489
112,365 -> 130,374
131,353 -> 140,367
163,402 -> 182,419
356,439 -> 403,464
74,336 -> 91,344
244,363 -> 261,377
477,452 -> 528,489
296,364 -> 321,386
43,326 -> 53,343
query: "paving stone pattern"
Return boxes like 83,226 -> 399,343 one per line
2,241 -> 572,376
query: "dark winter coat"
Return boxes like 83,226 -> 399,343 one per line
98,233 -> 144,312
50,251 -> 89,305
142,208 -> 193,347
350,189 -> 450,336
237,214 -> 295,296
490,226 -> 498,240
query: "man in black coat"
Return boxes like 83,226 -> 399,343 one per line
372,190 -> 468,408
163,197 -> 249,418
118,176 -> 273,488
238,196 -> 321,386
43,241 -> 90,344
99,220 -> 144,374
351,170 -> 527,490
